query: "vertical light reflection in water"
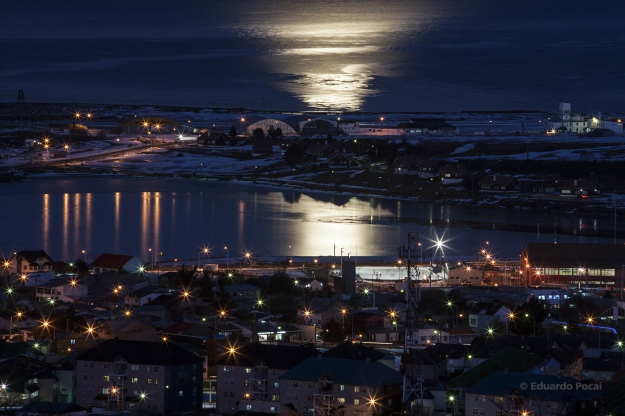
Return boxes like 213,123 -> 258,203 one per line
63,193 -> 69,258
238,199 -> 245,253
86,193 -> 92,248
73,194 -> 81,257
142,192 -> 151,257
154,192 -> 161,259
42,194 -> 49,252
114,192 -> 121,253
171,192 -> 177,250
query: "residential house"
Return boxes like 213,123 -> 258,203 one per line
403,347 -> 447,384
216,343 -> 319,415
124,288 -> 171,307
416,159 -> 438,179
427,343 -> 473,373
557,179 -> 602,197
528,179 -> 557,194
89,253 -> 143,274
321,341 -> 395,370
35,278 -> 88,304
294,277 -> 324,292
75,339 -> 203,413
7,250 -> 54,275
478,175 -> 520,192
197,131 -> 232,146
468,304 -> 512,334
305,143 -> 338,159
444,327 -> 477,345
582,353 -> 624,382
99,317 -> 158,342
278,356 -> 404,416
0,311 -> 41,335
0,355 -> 60,405
327,152 -> 353,168
446,348 -> 545,414
49,123 -> 88,136
462,371 -> 600,416
225,284 -> 262,300
131,304 -> 171,321
439,165 -> 468,184
394,155 -> 420,175
56,332 -> 101,357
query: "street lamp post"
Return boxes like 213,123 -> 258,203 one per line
224,246 -> 229,269
198,247 -> 210,268
525,313 -> 536,336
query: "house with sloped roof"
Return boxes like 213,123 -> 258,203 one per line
460,371 -> 600,416
7,250 -> 54,276
224,284 -> 262,300
123,287 -> 171,306
55,332 -> 101,357
0,355 -> 59,405
99,316 -> 158,342
76,339 -> 203,413
279,356 -> 405,415
479,175 -> 520,192
89,253 -> 143,274
197,131 -> 232,146
416,159 -> 439,178
327,152 -> 353,168
468,304 -> 511,334
439,164 -> 468,184
394,155 -> 420,175
321,341 -> 395,369
305,143 -> 338,159
35,278 -> 88,304
216,343 -> 319,414
557,179 -> 602,197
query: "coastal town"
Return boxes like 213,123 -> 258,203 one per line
1,100 -> 624,224
1,98 -> 625,416
0,241 -> 624,416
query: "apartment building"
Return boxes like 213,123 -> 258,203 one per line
75,339 -> 203,414
216,343 -> 318,414
279,356 -> 404,415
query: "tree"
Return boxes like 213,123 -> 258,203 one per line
198,270 -> 215,303
266,268 -> 293,295
321,317 -> 342,345
252,127 -> 265,139
275,127 -> 283,137
267,125 -> 276,138
176,264 -> 197,288
214,276 -> 235,311
229,125 -> 238,139
266,293 -> 300,323
73,259 -> 89,277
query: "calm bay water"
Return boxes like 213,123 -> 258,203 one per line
2,0 -> 624,112
0,178 -> 617,265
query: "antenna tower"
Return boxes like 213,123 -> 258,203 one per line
399,232 -> 425,415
